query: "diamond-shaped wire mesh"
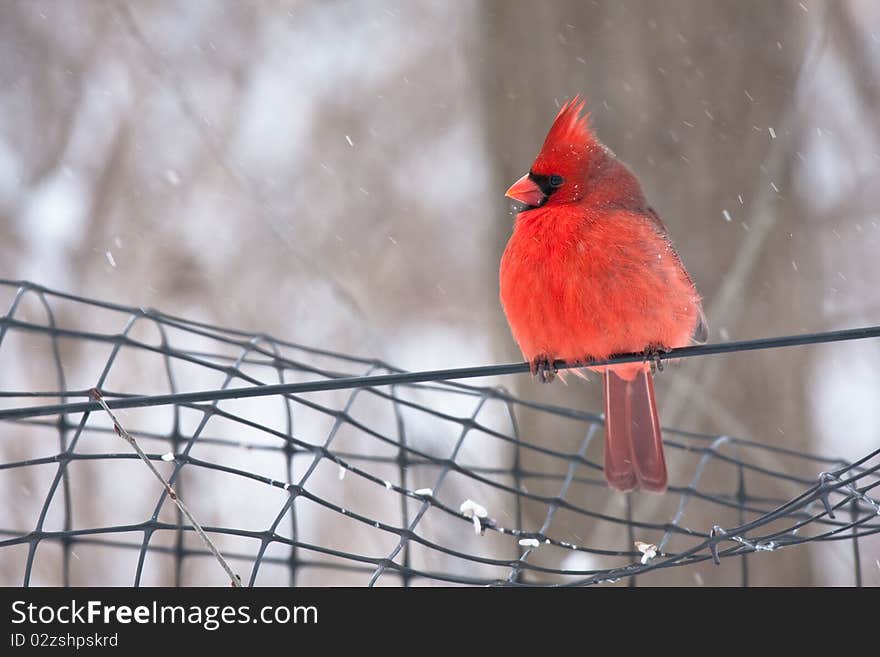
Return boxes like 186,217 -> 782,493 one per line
0,280 -> 877,586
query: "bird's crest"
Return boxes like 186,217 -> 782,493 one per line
545,96 -> 591,147
533,96 -> 597,173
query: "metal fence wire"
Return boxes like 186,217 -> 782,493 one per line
0,279 -> 878,587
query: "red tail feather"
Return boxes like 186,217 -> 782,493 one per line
603,369 -> 667,493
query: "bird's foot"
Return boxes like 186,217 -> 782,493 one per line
643,344 -> 671,374
530,355 -> 557,383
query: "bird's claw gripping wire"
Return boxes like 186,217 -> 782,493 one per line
530,355 -> 558,383
643,344 -> 670,374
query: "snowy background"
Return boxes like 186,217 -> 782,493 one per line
1,0 -> 879,585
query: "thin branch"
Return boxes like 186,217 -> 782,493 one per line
88,388 -> 242,587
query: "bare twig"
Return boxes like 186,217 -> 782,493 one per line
88,388 -> 242,587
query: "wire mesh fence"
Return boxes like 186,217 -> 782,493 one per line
0,279 -> 878,586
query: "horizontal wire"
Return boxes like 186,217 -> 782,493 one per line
1,323 -> 880,421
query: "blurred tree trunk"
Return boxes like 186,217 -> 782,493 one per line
479,0 -> 817,585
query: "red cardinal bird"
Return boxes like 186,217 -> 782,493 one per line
499,96 -> 706,493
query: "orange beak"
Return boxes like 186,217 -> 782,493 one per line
505,173 -> 545,208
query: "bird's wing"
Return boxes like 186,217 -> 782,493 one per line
646,207 -> 708,344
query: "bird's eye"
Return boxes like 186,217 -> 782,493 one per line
549,174 -> 565,188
